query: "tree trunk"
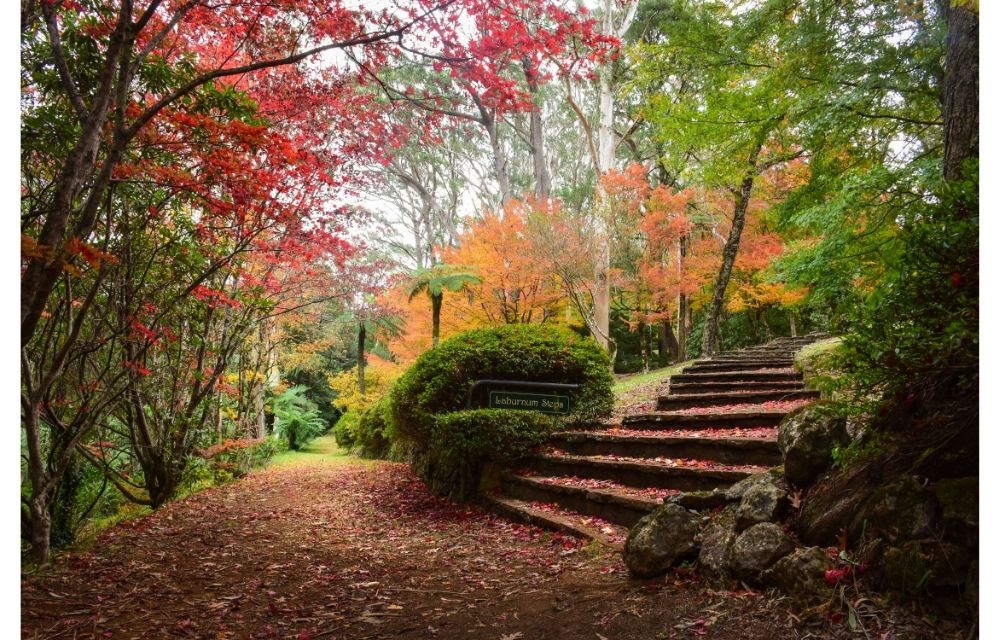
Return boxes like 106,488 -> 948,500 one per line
637,319 -> 649,372
431,293 -> 443,348
702,145 -> 762,357
523,64 -> 551,200
943,1 -> 978,186
789,312 -> 797,337
660,319 -> 679,363
477,102 -> 512,205
593,241 -> 611,352
29,498 -> 52,565
24,401 -> 53,564
677,235 -> 688,359
252,379 -> 266,439
357,321 -> 367,396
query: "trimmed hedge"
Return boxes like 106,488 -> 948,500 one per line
386,325 -> 613,499
423,409 -> 559,499
389,324 -> 613,445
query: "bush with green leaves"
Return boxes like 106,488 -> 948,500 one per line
331,410 -> 359,449
355,395 -> 393,459
271,386 -> 327,450
385,325 -> 613,498
389,324 -> 613,447
420,409 -> 559,499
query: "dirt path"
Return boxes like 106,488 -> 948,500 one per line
21,437 -> 953,640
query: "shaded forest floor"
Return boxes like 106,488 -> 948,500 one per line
22,435 -> 965,640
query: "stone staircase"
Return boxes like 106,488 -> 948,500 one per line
485,334 -> 827,547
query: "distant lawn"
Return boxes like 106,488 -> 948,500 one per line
613,360 -> 692,397
268,432 -> 362,468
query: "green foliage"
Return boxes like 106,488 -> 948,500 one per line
271,386 -> 328,450
834,167 -> 978,406
285,368 -> 341,427
407,265 -> 482,301
389,324 -> 613,446
330,396 -> 395,460
331,410 -> 360,449
386,325 -> 613,498
831,435 -> 892,470
795,337 -> 844,396
423,410 -> 560,500
355,396 -> 394,460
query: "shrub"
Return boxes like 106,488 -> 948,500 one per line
389,324 -> 613,446
386,324 -> 613,498
331,410 -> 360,449
327,357 -> 403,414
272,385 -> 327,450
196,437 -> 287,484
355,395 -> 393,459
422,409 -> 560,500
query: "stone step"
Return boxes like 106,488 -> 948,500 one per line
700,358 -> 796,365
668,380 -> 806,395
523,453 -> 758,492
482,495 -> 627,549
657,389 -> 820,411
622,410 -> 788,429
683,362 -> 795,374
670,371 -> 803,384
550,431 -> 781,466
702,356 -> 796,364
500,474 -> 659,528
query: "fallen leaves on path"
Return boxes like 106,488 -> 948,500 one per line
21,457 -> 960,640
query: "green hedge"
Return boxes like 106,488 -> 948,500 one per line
389,324 -> 613,445
331,410 -> 359,449
355,395 -> 393,459
386,325 -> 613,499
421,409 -> 559,500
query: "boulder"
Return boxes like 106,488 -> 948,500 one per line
928,541 -> 974,588
724,468 -> 784,502
882,543 -> 928,595
761,546 -> 834,607
965,559 -> 978,612
698,506 -> 738,585
624,503 -> 702,578
934,477 -> 978,542
667,489 -> 728,511
778,404 -> 849,486
735,482 -> 787,531
853,475 -> 936,544
730,522 -> 795,580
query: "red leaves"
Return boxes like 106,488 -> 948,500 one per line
603,426 -> 779,440
667,399 -> 811,415
191,285 -> 241,309
517,471 -> 680,502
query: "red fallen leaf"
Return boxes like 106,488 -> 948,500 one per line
829,611 -> 843,624
824,568 -> 846,586
297,631 -> 312,640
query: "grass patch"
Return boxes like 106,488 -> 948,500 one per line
268,433 -> 362,468
794,337 -> 843,395
613,361 -> 693,397
794,337 -> 842,369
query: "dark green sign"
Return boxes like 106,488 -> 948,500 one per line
488,390 -> 570,414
